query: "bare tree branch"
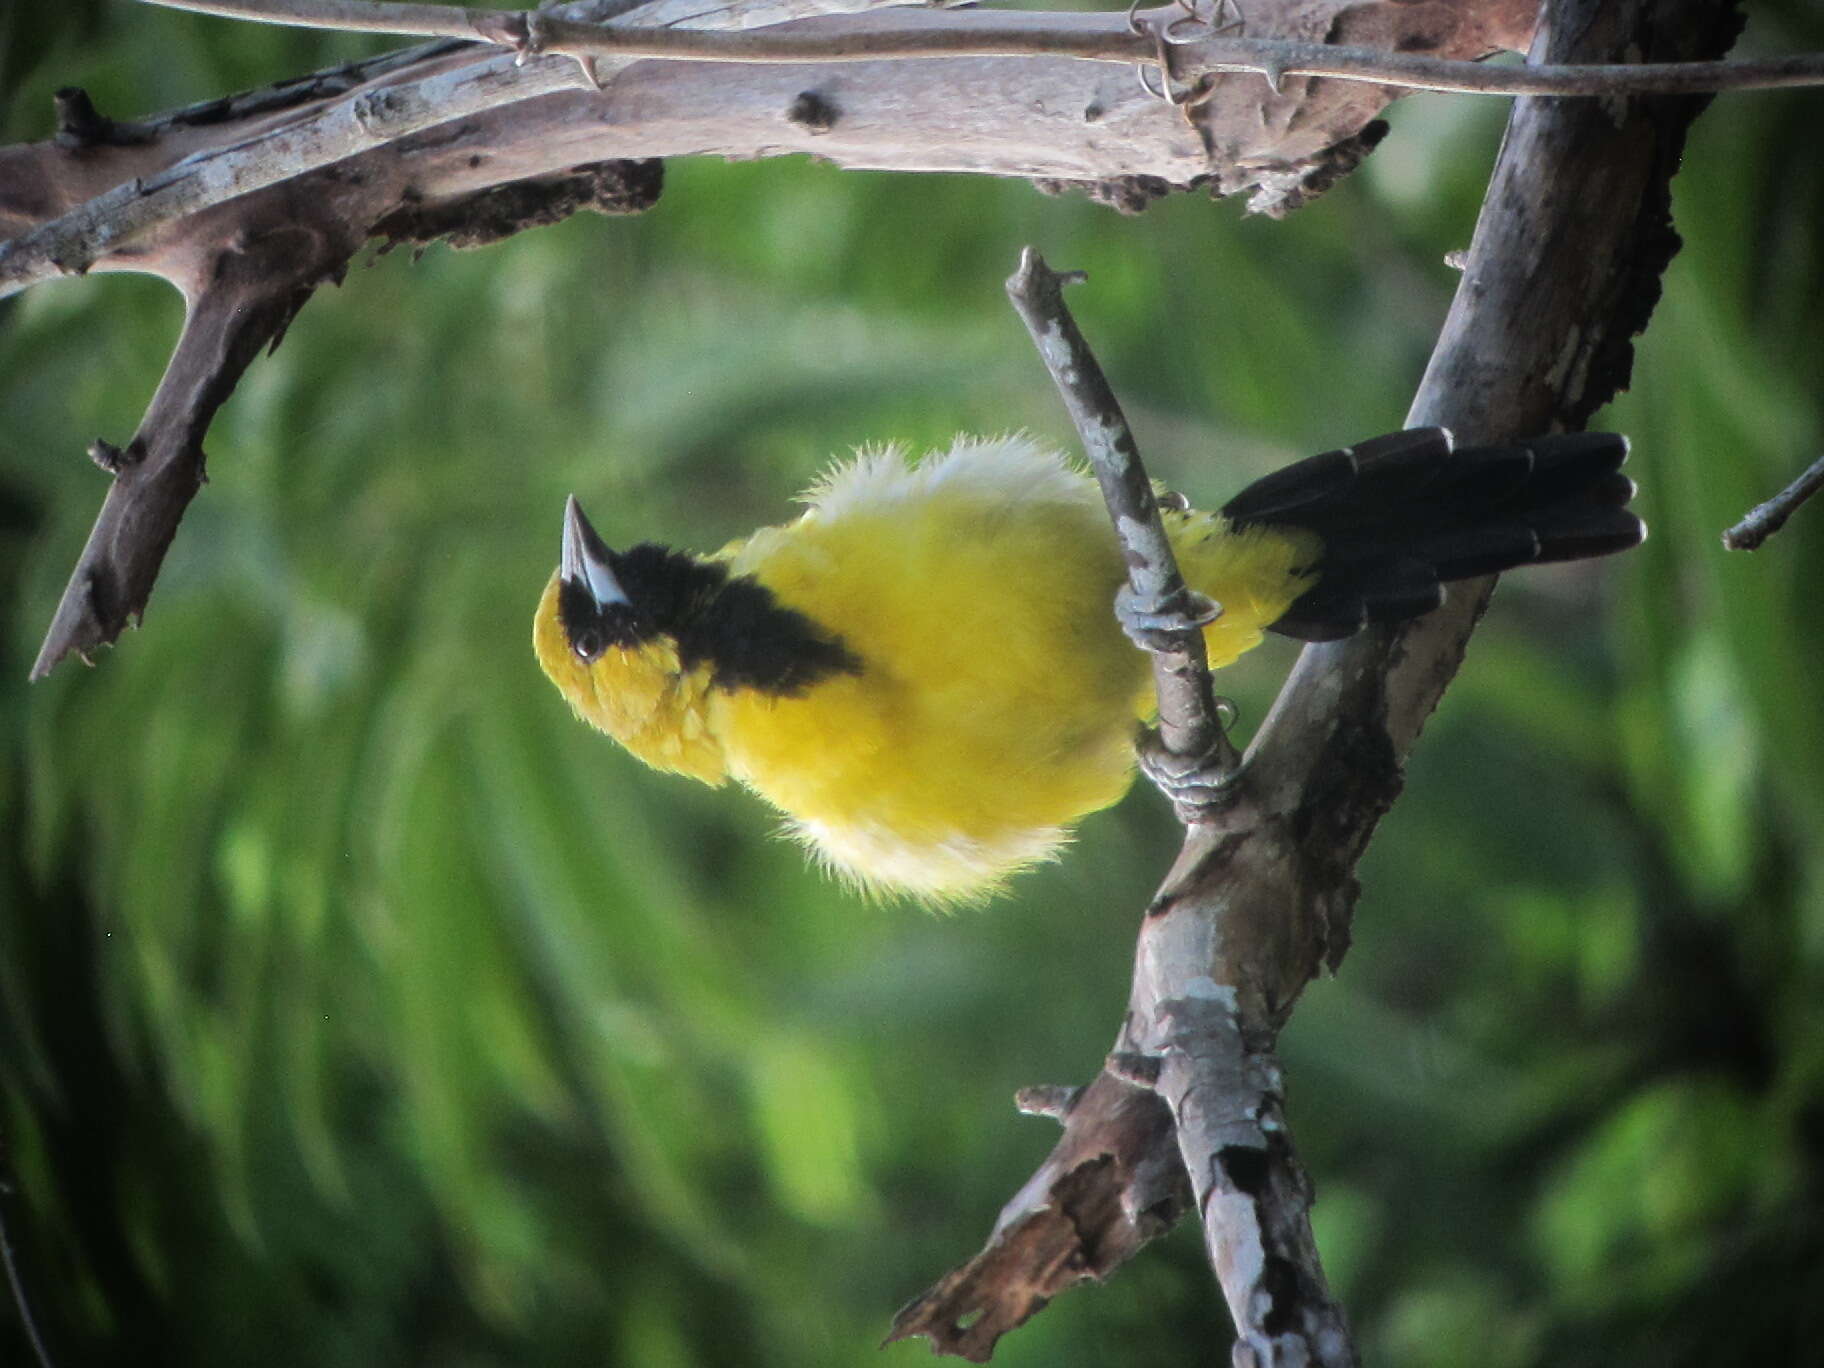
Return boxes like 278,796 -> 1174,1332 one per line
1,0 -> 898,302
998,251 -> 1349,1355
1004,248 -> 1238,777
29,221 -> 354,679
1722,452 -> 1824,550
887,1071 -> 1188,1361
5,0 -> 1559,679
888,0 -> 1743,1359
13,0 -> 1819,302
11,0 -> 913,678
144,0 -> 1824,98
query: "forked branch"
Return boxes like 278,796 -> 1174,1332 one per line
892,249 -> 1350,1366
30,223 -> 354,679
888,0 -> 1742,1360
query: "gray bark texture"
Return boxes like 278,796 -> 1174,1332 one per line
888,0 -> 1740,1361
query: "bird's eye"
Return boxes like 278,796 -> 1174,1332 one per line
571,628 -> 605,663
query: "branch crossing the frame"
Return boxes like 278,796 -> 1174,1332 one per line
142,0 -> 1824,98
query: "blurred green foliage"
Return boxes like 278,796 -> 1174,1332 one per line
4,4 -> 1823,1366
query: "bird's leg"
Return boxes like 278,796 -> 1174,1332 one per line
1114,582 -> 1221,654
1136,701 -> 1239,821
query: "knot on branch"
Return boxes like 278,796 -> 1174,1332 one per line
785,89 -> 840,134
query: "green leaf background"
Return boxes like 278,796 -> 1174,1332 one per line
3,6 -> 1822,1365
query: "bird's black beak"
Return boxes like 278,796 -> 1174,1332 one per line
561,495 -> 629,611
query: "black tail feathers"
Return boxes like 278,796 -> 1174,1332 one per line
1221,427 -> 1644,643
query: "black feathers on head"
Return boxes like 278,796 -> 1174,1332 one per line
560,543 -> 862,694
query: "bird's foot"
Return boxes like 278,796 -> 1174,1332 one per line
1137,716 -> 1239,822
1154,487 -> 1191,513
1115,583 -> 1221,654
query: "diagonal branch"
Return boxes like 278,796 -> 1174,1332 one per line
1003,248 -> 1236,775
1722,452 -> 1824,550
894,255 -> 1357,1358
1001,250 -> 1345,1358
888,0 -> 1742,1360
29,222 -> 354,679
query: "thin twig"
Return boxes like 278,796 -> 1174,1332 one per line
139,0 -> 1824,96
1722,452 -> 1824,550
0,1135 -> 56,1368
29,226 -> 350,679
1003,246 -> 1236,777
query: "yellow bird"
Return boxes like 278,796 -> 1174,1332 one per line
534,429 -> 1640,903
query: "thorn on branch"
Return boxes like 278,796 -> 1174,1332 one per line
571,54 -> 603,89
87,438 -> 142,475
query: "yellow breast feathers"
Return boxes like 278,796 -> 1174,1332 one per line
534,435 -> 1315,902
